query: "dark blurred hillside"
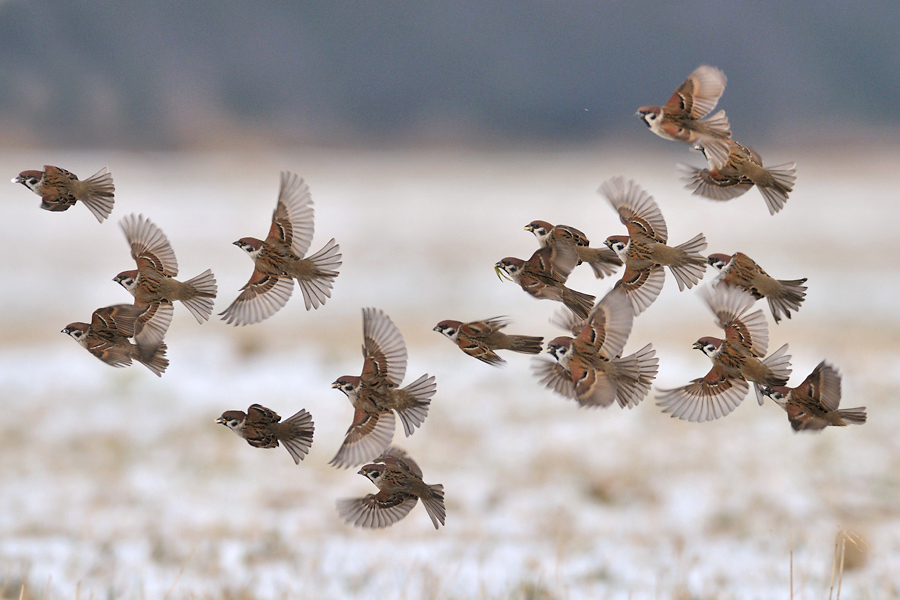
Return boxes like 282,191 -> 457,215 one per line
0,1 -> 895,149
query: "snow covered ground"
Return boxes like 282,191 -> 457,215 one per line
1,144 -> 899,599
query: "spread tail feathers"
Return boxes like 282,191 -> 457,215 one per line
79,167 -> 116,222
297,238 -> 342,310
182,269 -> 218,322
278,409 -> 315,464
395,374 -> 436,436
669,233 -> 708,291
757,162 -> 796,215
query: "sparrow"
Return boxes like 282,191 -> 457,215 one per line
524,220 -> 622,278
216,404 -> 315,464
679,140 -> 797,215
636,65 -> 732,169
114,214 -> 218,325
219,171 -> 341,326
331,308 -> 436,469
760,362 -> 866,431
533,286 -> 658,408
13,165 -> 115,222
656,285 -> 792,422
600,176 -> 707,315
337,447 -> 445,530
494,243 -> 596,319
433,317 -> 543,366
61,304 -> 169,377
707,252 -> 807,324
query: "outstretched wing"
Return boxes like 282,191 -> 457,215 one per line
599,177 -> 668,243
119,213 -> 179,276
265,172 -> 315,257
219,270 -> 294,326
360,307 -> 408,388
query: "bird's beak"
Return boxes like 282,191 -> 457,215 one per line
331,382 -> 341,389
215,418 -> 225,424
11,176 -> 20,184
524,225 -> 533,232
232,241 -> 241,247
494,264 -> 511,282
356,468 -> 366,475
692,342 -> 702,350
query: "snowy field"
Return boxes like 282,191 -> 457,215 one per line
1,144 -> 899,599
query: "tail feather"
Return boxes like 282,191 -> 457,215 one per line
420,483 -> 446,529
395,374 -> 436,436
767,278 -> 808,323
669,233 -> 708,291
611,344 -> 658,408
757,162 -> 796,215
753,344 -> 792,405
137,341 -> 169,377
505,334 -> 544,355
562,287 -> 596,319
79,167 -> 116,222
278,409 -> 315,464
836,407 -> 867,425
181,269 -> 218,322
297,239 -> 341,310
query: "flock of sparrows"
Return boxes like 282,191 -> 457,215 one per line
12,65 -> 866,531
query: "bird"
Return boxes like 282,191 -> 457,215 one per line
524,220 -> 622,278
114,214 -> 218,324
636,65 -> 732,169
533,286 -> 658,408
216,404 -> 315,464
12,165 -> 115,222
600,176 -> 707,315
707,251 -> 807,323
679,140 -> 797,215
219,171 -> 341,326
494,243 -> 595,319
337,447 -> 445,530
61,304 -> 169,377
760,362 -> 866,432
656,285 -> 792,422
433,317 -> 543,366
331,308 -> 436,469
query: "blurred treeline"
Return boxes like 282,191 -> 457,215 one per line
0,1 -> 895,149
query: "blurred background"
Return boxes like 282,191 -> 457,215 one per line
2,1 -> 897,149
1,2 -> 899,599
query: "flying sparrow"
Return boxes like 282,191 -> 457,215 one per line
533,286 -> 658,408
433,317 -> 543,366
114,214 -> 218,325
331,308 -> 436,469
61,304 -> 169,377
679,140 -> 797,215
216,404 -> 315,464
495,243 -> 596,319
13,165 -> 115,222
760,361 -> 866,431
524,220 -> 622,278
707,252 -> 807,324
337,447 -> 445,530
656,285 -> 792,422
219,171 -> 342,326
636,65 -> 732,169
600,176 -> 708,315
